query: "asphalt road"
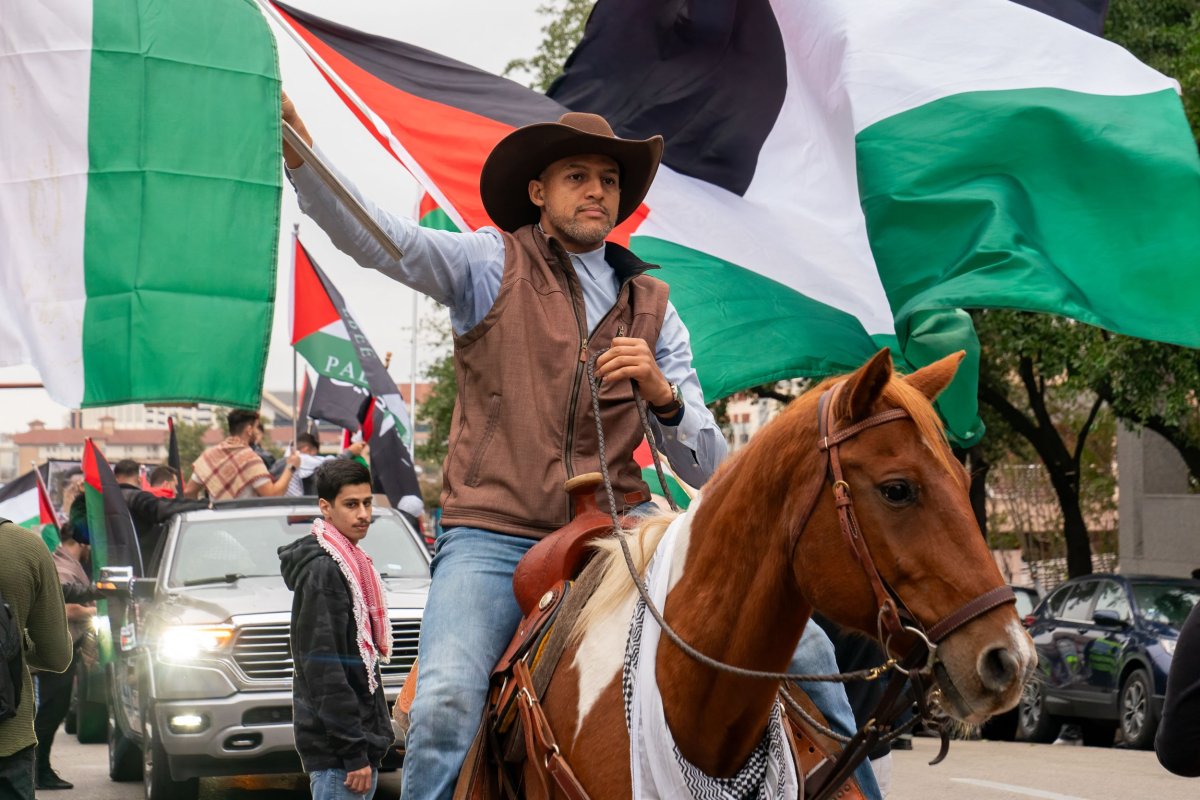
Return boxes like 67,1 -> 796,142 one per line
890,736 -> 1196,800
48,727 -> 1197,799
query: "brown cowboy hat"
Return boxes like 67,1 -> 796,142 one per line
480,112 -> 664,233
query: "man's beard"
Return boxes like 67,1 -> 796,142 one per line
548,206 -> 614,247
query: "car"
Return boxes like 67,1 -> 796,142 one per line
978,584 -> 1042,741
91,497 -> 430,800
1017,573 -> 1200,749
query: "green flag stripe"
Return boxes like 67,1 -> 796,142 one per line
628,236 -> 901,402
40,524 -> 61,553
640,467 -> 691,510
295,330 -> 368,386
858,87 -> 1200,348
80,0 -> 281,408
419,207 -> 461,232
84,484 -> 109,571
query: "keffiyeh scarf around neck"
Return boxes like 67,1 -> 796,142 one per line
624,508 -> 799,800
311,517 -> 391,693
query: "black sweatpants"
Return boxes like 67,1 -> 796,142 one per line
34,655 -> 76,772
0,746 -> 35,800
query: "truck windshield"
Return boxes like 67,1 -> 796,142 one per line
168,514 -> 430,588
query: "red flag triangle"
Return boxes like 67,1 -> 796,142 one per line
292,240 -> 343,344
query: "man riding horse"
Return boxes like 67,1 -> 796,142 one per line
281,98 -> 881,799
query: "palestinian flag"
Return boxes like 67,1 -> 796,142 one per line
34,470 -> 61,552
270,0 -> 1200,445
0,0 -> 281,409
634,441 -> 691,511
291,237 -> 422,506
82,439 -> 143,578
0,466 -> 59,549
290,237 -> 413,436
0,471 -> 40,532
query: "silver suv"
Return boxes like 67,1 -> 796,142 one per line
96,498 -> 430,800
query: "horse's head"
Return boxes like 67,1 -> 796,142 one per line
782,350 -> 1035,724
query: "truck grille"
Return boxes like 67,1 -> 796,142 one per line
232,619 -> 420,682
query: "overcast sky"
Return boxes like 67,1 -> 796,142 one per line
0,0 -> 547,433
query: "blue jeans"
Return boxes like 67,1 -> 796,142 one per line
401,527 -> 535,800
795,623 -> 883,800
309,766 -> 378,800
402,526 -> 882,800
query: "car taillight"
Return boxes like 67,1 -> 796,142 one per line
1022,615 -> 1037,628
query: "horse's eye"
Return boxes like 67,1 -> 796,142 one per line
879,480 -> 917,506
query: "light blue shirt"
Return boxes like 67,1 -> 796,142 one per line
289,158 -> 727,488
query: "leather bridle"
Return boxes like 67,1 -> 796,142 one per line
803,382 -> 1017,666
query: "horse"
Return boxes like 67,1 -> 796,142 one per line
522,348 -> 1036,798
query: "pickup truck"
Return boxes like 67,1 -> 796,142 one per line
90,498 -> 430,800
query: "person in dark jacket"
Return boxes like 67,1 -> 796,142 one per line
1155,601 -> 1200,777
34,522 -> 95,791
279,460 -> 393,800
112,460 -> 206,564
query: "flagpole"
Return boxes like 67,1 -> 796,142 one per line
291,223 -> 300,451
256,0 -> 470,234
409,289 -> 419,452
281,123 -> 404,260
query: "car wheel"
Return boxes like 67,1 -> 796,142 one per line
1080,720 -> 1117,748
107,708 -> 142,781
1119,669 -> 1159,750
1017,678 -> 1060,743
981,708 -> 1019,741
142,706 -> 199,800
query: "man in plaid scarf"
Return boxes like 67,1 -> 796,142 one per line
280,460 -> 393,799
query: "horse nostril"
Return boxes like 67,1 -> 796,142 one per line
979,646 -> 1019,692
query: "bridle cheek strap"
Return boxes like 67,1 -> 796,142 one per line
809,383 -> 1016,654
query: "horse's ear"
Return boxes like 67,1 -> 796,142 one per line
840,349 -> 893,422
904,350 -> 966,401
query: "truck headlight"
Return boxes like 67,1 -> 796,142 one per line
1160,638 -> 1177,656
159,625 -> 235,662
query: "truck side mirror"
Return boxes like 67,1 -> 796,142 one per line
95,565 -> 134,596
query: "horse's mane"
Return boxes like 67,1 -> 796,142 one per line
568,366 -> 960,646
570,512 -> 676,647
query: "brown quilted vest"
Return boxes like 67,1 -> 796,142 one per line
438,225 -> 670,540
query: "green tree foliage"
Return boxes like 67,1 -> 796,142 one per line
974,311 -> 1115,578
416,351 -> 457,465
503,0 -> 593,91
173,420 -> 210,481
1106,0 -> 1200,137
1077,335 -> 1200,481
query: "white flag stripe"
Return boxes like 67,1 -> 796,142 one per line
0,489 -> 38,529
802,0 -> 1180,134
0,0 -> 92,405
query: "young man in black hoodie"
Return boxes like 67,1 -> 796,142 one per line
279,460 -> 393,799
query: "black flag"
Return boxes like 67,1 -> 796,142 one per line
357,394 -> 422,515
167,417 -> 184,496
